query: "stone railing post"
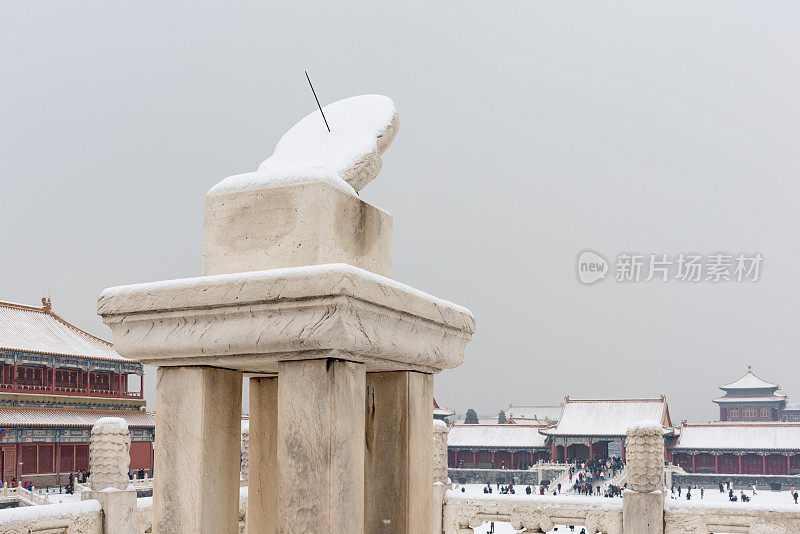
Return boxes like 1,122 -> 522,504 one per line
82,417 -> 138,534
98,95 -> 475,534
240,422 -> 249,483
433,420 -> 450,534
623,422 -> 665,534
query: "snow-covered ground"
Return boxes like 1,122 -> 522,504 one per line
454,483 -> 800,534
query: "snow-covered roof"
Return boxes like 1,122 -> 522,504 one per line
541,397 -> 671,437
0,300 -> 124,361
506,405 -> 562,423
674,423 -> 800,451
447,424 -> 549,449
719,367 -> 779,391
0,407 -> 154,427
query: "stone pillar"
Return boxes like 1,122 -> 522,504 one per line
83,417 -> 138,534
154,366 -> 242,534
248,377 -> 277,534
432,420 -> 450,534
277,358 -> 365,533
365,371 -> 433,534
622,422 -> 664,534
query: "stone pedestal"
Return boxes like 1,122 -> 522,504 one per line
277,358 -> 365,533
84,489 -> 138,534
248,377 -> 277,534
99,179 -> 475,534
153,366 -> 242,534
622,490 -> 663,534
364,371 -> 433,533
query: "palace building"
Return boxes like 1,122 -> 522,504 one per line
715,366 -> 800,422
446,369 -> 800,476
670,422 -> 800,475
447,424 -> 550,469
0,299 -> 154,485
541,397 -> 673,462
447,396 -> 673,468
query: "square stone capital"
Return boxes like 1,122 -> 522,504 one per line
203,182 -> 392,277
98,264 -> 475,373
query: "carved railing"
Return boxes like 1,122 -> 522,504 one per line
0,499 -> 104,534
664,499 -> 800,533
0,482 -> 51,505
442,492 -> 623,534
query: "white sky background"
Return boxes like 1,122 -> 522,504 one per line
1,2 -> 800,422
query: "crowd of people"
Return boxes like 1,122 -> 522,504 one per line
568,457 -> 624,498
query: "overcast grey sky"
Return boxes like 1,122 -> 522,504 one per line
2,1 -> 799,422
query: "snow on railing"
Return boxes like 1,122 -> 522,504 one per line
664,498 -> 800,533
1,482 -> 51,505
0,499 -> 103,533
442,491 -> 623,534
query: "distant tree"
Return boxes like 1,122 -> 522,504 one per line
498,410 -> 507,424
464,408 -> 479,424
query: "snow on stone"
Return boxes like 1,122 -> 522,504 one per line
208,95 -> 398,196
448,424 -> 548,448
93,416 -> 128,432
0,499 -> 102,526
100,262 -> 473,320
674,422 -> 800,451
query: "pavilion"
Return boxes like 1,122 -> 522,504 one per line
715,365 -> 800,422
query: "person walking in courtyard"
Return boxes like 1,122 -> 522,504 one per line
793,490 -> 798,504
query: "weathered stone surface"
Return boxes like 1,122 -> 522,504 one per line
433,420 -> 449,484
153,366 -> 242,534
248,377 -> 277,534
364,371 -> 432,534
625,422 -> 665,493
89,417 -> 131,491
442,493 -> 623,534
623,490 -> 663,534
277,359 -> 365,533
98,264 -> 475,374
203,182 -> 392,277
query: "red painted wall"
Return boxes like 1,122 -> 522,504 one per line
129,441 -> 152,471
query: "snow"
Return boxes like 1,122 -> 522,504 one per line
94,417 -> 128,431
451,482 -> 800,534
627,420 -> 663,433
101,262 -> 474,318
675,422 -> 800,451
0,499 -> 102,526
543,398 -> 667,437
208,95 -> 396,196
0,301 -> 123,360
434,419 -> 448,429
209,166 -> 356,197
448,424 -> 548,448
